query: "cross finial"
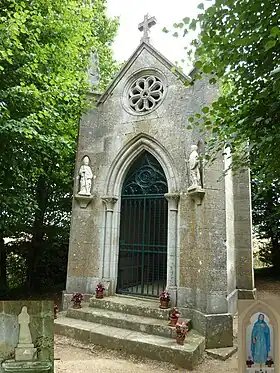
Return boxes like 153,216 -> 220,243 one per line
138,14 -> 157,44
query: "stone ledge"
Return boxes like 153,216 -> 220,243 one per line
89,295 -> 170,320
187,187 -> 205,205
54,317 -> 205,369
205,345 -> 237,361
74,194 -> 93,208
2,361 -> 51,373
65,306 -> 192,338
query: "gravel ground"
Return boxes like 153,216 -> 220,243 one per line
54,276 -> 280,373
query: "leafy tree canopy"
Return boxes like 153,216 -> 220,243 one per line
164,0 -> 280,268
0,0 -> 118,290
170,0 -> 280,185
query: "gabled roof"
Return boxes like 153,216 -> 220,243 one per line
97,41 -> 192,105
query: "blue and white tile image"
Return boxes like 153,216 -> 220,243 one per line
246,312 -> 275,372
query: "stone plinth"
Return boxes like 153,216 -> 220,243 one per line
187,187 -> 205,205
2,361 -> 51,373
14,346 -> 37,362
74,194 -> 93,208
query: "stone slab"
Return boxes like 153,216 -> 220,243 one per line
2,360 -> 51,373
54,317 -> 205,369
89,295 -> 171,319
66,306 -> 191,338
205,345 -> 237,361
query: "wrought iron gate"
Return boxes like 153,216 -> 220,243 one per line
117,152 -> 168,297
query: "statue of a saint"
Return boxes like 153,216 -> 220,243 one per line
18,306 -> 33,346
251,313 -> 271,369
15,306 -> 37,361
188,145 -> 201,189
78,156 -> 93,196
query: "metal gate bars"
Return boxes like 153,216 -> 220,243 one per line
116,151 -> 168,297
117,194 -> 168,296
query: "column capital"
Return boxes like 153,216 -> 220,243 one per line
101,196 -> 118,211
164,192 -> 180,211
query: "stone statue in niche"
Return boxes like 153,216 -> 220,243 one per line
188,145 -> 202,189
78,156 -> 93,196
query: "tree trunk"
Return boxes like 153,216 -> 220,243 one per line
271,235 -> 280,269
0,235 -> 7,294
26,177 -> 48,291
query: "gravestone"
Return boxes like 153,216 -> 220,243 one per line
15,306 -> 37,361
0,301 -> 53,373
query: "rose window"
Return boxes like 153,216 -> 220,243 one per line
128,75 -> 164,113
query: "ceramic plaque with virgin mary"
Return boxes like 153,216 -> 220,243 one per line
246,312 -> 275,373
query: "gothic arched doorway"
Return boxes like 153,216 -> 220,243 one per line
117,151 -> 168,297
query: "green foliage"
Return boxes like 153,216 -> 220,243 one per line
6,252 -> 27,289
178,0 -> 280,185
0,0 -> 118,290
252,175 -> 280,267
176,0 -> 280,266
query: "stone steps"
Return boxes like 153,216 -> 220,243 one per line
54,316 -> 205,369
66,306 -> 191,338
89,295 -> 172,319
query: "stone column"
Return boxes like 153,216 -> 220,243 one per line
164,192 -> 180,305
101,196 -> 118,280
233,170 -> 255,298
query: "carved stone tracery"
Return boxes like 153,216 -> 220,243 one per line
128,75 -> 164,113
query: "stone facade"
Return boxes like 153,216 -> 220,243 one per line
64,41 -> 255,348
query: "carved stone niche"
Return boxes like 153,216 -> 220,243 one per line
187,187 -> 205,206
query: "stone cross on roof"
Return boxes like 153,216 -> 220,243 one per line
138,14 -> 157,44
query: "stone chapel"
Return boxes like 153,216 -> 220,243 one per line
62,15 -> 255,351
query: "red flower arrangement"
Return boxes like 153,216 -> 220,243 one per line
159,290 -> 170,301
266,357 -> 274,367
96,282 -> 105,292
246,356 -> 254,368
96,282 -> 105,299
169,307 -> 180,326
71,292 -> 83,308
175,321 -> 188,345
54,304 -> 59,319
159,290 -> 170,309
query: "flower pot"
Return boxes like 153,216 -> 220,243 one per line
72,301 -> 81,309
176,334 -> 185,345
169,317 -> 178,326
96,291 -> 104,299
159,299 -> 169,309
